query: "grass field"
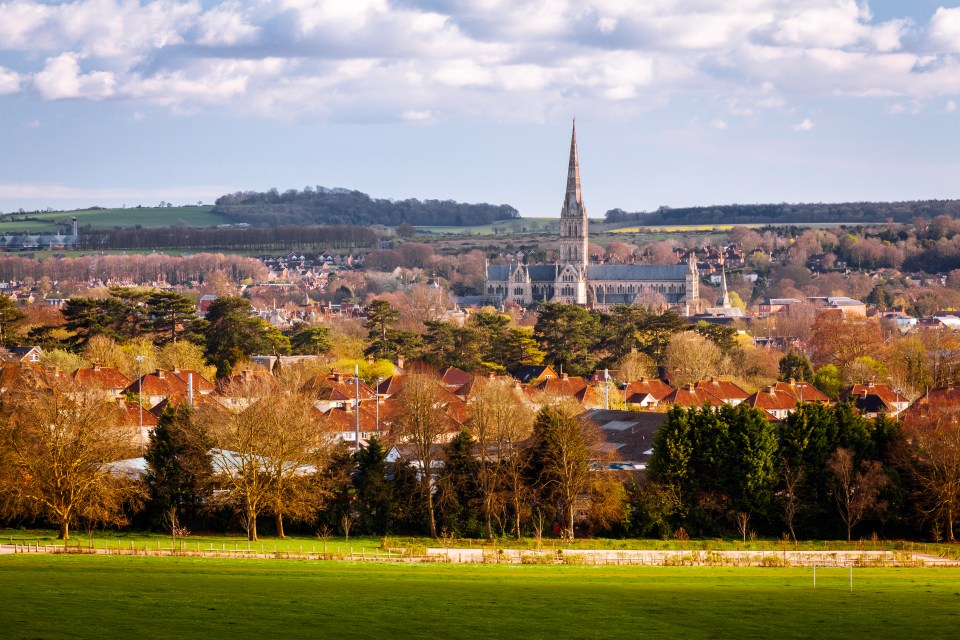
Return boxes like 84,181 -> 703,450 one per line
5,529 -> 958,559
0,206 -> 230,232
0,556 -> 958,639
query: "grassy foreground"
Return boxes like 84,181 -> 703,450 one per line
1,556 -> 959,639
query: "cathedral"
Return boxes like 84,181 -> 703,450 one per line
484,123 -> 699,311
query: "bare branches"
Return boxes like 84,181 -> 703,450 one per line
201,375 -> 336,540
827,448 -> 888,542
0,376 -> 143,540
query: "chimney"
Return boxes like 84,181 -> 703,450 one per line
72,217 -> 77,236
488,372 -> 496,379
687,384 -> 695,392
156,369 -> 164,379
789,378 -> 796,385
561,373 -> 569,380
187,373 -> 194,406
397,356 -> 404,370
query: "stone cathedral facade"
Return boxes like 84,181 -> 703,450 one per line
484,123 -> 699,311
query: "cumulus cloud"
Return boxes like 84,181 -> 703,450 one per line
0,0 -> 957,119
928,7 -> 960,53
792,118 -> 814,131
0,66 -> 21,95
34,53 -> 116,100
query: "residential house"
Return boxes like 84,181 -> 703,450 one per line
661,384 -> 724,409
842,382 -> 910,418
72,364 -> 132,399
623,377 -> 674,410
695,377 -> 750,406
743,386 -> 800,420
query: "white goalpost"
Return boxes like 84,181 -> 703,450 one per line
813,564 -> 853,591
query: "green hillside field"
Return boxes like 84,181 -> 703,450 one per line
0,206 -> 230,233
1,556 -> 958,639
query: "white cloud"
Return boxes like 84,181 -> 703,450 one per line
34,53 -> 116,100
0,66 -> 21,95
0,0 -> 955,120
928,7 -> 960,53
948,100 -> 957,113
792,118 -> 814,131
195,1 -> 258,46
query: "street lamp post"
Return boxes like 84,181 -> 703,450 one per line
354,364 -> 361,452
135,355 -> 145,453
375,377 -> 383,436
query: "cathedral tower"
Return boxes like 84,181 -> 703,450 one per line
559,121 -> 589,272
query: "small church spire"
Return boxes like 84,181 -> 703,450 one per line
718,255 -> 731,308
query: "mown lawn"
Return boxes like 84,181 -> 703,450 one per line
0,556 -> 958,639
5,528 -> 959,559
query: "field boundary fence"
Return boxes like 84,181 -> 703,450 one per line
4,539 -> 959,567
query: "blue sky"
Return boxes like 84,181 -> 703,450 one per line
2,0 -> 960,218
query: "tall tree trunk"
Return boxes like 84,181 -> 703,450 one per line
275,512 -> 285,539
427,481 -> 437,539
567,502 -> 575,541
59,520 -> 69,541
484,497 -> 494,542
248,509 -> 258,541
847,521 -> 852,543
514,495 -> 522,540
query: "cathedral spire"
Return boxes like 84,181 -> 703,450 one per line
559,120 -> 588,273
566,119 -> 582,207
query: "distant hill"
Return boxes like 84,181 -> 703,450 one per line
214,187 -> 520,227
605,200 -> 960,226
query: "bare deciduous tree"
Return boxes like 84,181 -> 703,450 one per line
779,459 -> 804,543
531,401 -> 603,540
906,423 -> 960,541
390,372 -> 454,538
202,376 -> 335,540
467,377 -> 535,540
0,377 -> 144,541
664,331 -> 723,386
827,448 -> 888,542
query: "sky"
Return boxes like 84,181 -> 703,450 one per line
2,0 -> 960,218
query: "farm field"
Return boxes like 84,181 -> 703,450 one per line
415,217 -> 563,236
0,206 -> 229,232
0,556 -> 958,639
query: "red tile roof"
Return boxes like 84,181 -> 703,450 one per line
773,380 -> 831,404
624,377 -> 674,403
661,384 -> 724,408
73,365 -> 132,391
695,377 -> 750,402
744,387 -> 798,413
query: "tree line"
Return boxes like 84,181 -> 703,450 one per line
0,371 -> 620,542
0,253 -> 265,289
80,225 -> 376,252
605,200 -> 960,226
214,186 -> 520,227
4,369 -> 958,543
